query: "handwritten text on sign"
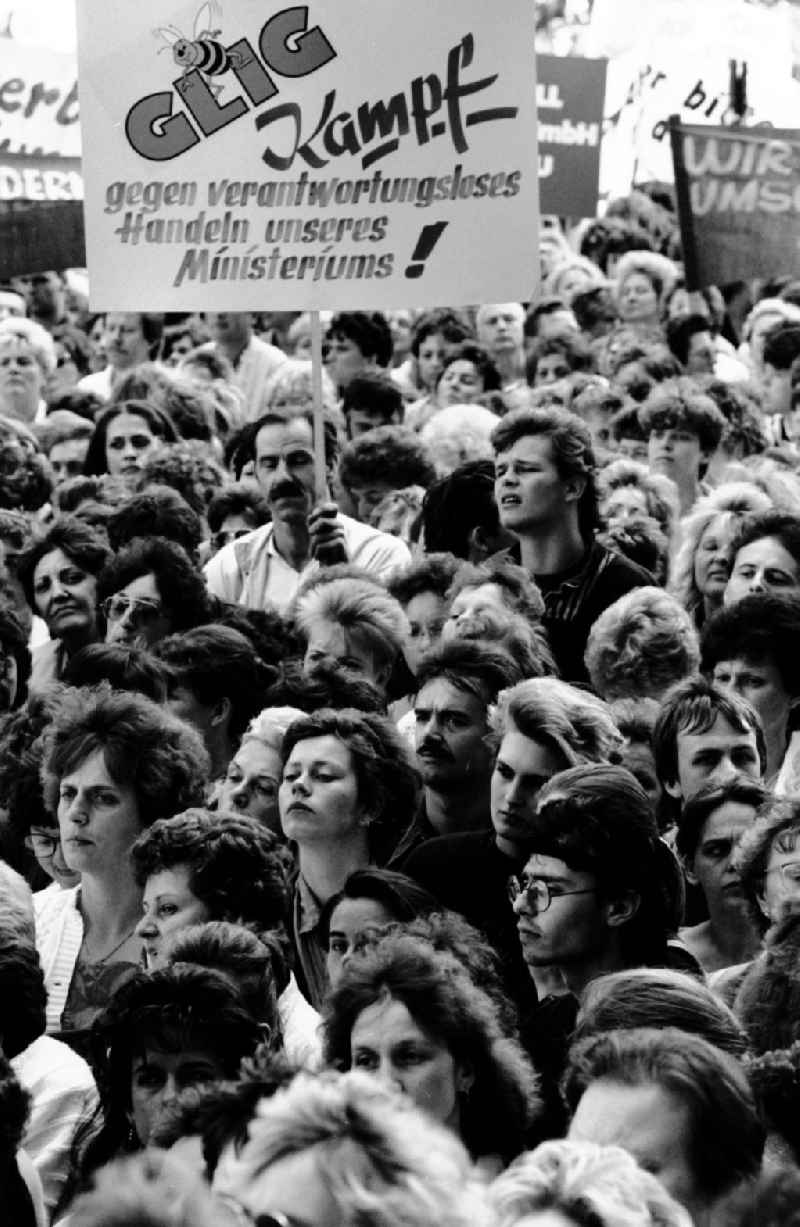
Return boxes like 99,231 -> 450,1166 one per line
76,0 -> 539,310
671,120 -> 800,288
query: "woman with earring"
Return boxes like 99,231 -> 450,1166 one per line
278,709 -> 420,1011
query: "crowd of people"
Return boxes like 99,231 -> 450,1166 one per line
5,193 -> 800,1226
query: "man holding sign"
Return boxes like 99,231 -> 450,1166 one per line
205,409 -> 409,611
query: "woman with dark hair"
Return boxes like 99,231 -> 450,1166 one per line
323,930 -> 540,1168
71,965 -> 261,1191
61,643 -> 170,704
96,536 -> 211,651
18,516 -> 112,689
130,808 -> 318,1067
279,709 -> 421,1009
676,778 -> 768,974
320,869 -> 439,989
435,342 -> 502,409
82,400 -> 177,489
0,692 -> 80,894
35,685 -> 209,1048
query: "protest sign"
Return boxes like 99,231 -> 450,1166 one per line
585,0 -> 800,195
0,41 -> 80,157
537,54 -> 605,217
75,0 -> 539,311
670,118 -> 800,289
0,151 -> 84,277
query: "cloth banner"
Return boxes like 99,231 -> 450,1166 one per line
0,151 -> 84,276
76,0 -> 540,311
670,118 -> 800,290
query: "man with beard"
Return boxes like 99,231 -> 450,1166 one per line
205,411 -> 409,612
389,639 -> 522,867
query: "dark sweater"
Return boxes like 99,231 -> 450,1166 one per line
507,540 -> 653,683
402,829 -> 535,1009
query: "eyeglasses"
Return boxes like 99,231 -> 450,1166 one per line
507,875 -> 597,913
24,832 -> 59,856
765,861 -> 800,887
101,594 -> 164,627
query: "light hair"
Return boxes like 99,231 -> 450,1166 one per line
67,1150 -> 221,1227
585,586 -> 700,702
544,256 -> 607,303
262,357 -> 339,418
216,1070 -> 493,1227
490,1139 -> 692,1227
241,705 -> 306,756
741,297 -> 800,344
295,576 -> 409,675
489,677 -> 622,764
613,251 -> 679,305
0,318 -> 56,375
669,482 -> 773,617
421,403 -> 501,475
598,457 -> 680,540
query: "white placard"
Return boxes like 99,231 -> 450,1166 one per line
76,0 -> 540,310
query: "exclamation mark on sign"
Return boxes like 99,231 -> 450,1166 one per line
404,221 -> 449,279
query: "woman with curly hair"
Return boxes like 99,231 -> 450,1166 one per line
489,1139 -> 692,1227
613,251 -> 679,333
584,586 -> 700,703
279,708 -> 421,1010
669,482 -> 773,629
598,457 -> 679,544
323,930 -> 540,1169
18,516 -> 112,689
96,536 -> 212,651
35,685 -> 209,1048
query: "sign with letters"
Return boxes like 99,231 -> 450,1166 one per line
536,54 -> 606,217
671,118 -> 800,289
75,0 -> 540,310
0,151 -> 84,277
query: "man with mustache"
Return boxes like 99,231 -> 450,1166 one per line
389,639 -> 522,868
205,410 -> 409,613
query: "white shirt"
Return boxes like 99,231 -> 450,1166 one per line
12,1035 -> 98,1213
76,366 -> 113,401
204,512 -> 410,613
209,335 -> 286,420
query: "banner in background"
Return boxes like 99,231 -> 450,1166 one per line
0,150 -> 84,276
670,118 -> 800,289
586,0 -> 800,194
75,0 -> 539,311
537,54 -> 605,217
0,41 -> 80,157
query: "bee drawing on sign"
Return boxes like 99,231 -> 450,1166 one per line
153,2 -> 244,97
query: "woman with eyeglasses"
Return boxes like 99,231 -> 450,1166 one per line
35,685 -> 209,1054
18,516 -> 112,690
96,536 -> 212,651
323,930 -> 539,1170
